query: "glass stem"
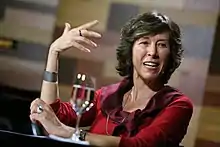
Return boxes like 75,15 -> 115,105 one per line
75,113 -> 82,137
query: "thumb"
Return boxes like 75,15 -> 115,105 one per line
62,22 -> 71,35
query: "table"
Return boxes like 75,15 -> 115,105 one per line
0,129 -> 90,147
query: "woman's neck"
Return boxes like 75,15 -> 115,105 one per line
132,75 -> 164,101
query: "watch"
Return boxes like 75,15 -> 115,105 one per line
79,129 -> 87,141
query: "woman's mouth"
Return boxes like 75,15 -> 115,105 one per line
143,61 -> 159,69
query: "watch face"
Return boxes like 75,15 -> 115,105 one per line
79,129 -> 87,141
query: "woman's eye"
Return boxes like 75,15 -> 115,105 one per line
140,41 -> 149,45
158,43 -> 167,48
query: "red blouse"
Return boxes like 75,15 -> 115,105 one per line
50,79 -> 193,147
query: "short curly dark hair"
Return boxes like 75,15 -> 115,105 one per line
115,11 -> 183,84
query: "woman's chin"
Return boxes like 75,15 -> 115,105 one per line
140,73 -> 159,82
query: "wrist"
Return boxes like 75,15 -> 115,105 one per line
43,71 -> 57,83
48,47 -> 59,57
46,49 -> 59,72
57,124 -> 75,138
79,129 -> 87,141
49,43 -> 59,53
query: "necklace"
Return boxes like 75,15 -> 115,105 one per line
105,87 -> 133,135
122,87 -> 134,108
105,112 -> 127,135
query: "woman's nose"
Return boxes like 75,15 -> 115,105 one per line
147,44 -> 158,58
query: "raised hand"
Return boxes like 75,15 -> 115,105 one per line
50,20 -> 101,53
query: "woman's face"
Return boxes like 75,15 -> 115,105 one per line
132,32 -> 170,83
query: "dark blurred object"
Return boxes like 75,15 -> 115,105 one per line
209,14 -> 220,75
0,37 -> 17,50
0,84 -> 40,134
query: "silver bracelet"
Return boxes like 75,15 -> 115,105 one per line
43,71 -> 57,82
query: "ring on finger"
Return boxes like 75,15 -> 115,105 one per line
37,104 -> 43,114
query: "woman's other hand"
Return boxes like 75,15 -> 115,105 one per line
50,20 -> 101,53
30,98 -> 74,137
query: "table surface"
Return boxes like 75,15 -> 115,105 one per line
0,129 -> 90,147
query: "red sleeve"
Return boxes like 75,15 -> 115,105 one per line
50,89 -> 102,127
119,97 -> 193,147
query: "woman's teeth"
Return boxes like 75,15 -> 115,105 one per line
143,62 -> 159,67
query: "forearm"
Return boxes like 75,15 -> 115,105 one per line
40,48 -> 59,104
57,124 -> 75,138
58,122 -> 121,147
57,126 -> 121,147
86,133 -> 121,147
46,49 -> 59,72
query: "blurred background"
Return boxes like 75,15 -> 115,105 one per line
0,0 -> 219,146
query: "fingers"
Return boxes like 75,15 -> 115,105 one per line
62,23 -> 71,35
72,41 -> 91,52
30,98 -> 41,111
30,113 -> 42,123
80,29 -> 101,38
68,29 -> 101,53
30,103 -> 48,122
30,98 -> 47,114
30,113 -> 39,122
30,104 -> 38,114
77,20 -> 99,30
76,36 -> 97,47
50,20 -> 101,54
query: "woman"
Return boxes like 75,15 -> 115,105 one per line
30,11 -> 193,147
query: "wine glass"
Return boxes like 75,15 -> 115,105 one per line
70,72 -> 95,142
